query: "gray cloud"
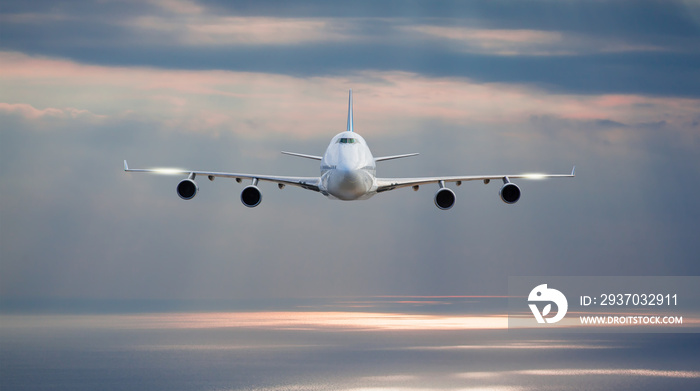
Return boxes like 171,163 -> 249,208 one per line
2,1 -> 699,97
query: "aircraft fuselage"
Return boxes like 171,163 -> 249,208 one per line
320,131 -> 377,200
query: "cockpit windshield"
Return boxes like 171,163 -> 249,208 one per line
337,138 -> 359,144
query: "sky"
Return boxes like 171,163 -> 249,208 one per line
1,0 -> 700,304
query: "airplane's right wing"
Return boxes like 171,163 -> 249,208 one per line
124,160 -> 321,190
124,160 -> 321,206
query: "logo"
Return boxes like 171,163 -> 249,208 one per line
528,284 -> 568,324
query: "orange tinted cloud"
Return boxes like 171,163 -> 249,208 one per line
0,102 -> 103,120
2,52 -> 698,139
404,25 -> 667,56
129,11 -> 353,46
405,25 -> 563,55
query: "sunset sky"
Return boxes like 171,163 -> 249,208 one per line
3,2 -> 700,390
2,0 -> 699,303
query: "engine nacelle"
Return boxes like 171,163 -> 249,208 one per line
241,185 -> 262,207
500,182 -> 521,204
434,188 -> 456,210
176,179 -> 198,200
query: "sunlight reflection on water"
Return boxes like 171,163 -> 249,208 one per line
2,304 -> 699,390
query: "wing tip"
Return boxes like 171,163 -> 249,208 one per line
124,160 -> 128,171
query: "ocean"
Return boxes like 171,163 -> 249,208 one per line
1,297 -> 699,390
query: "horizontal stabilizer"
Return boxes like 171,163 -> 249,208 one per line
374,153 -> 419,162
281,151 -> 323,161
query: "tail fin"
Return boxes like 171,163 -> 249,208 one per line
346,89 -> 354,132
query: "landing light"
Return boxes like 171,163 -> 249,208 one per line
523,173 -> 547,180
153,168 -> 185,175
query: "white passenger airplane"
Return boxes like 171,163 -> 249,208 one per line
125,90 -> 574,210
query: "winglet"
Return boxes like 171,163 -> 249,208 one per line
124,160 -> 129,171
346,89 -> 354,132
571,166 -> 576,176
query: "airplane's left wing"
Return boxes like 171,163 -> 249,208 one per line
375,167 -> 575,209
376,167 -> 575,192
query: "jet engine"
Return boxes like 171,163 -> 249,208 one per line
241,185 -> 262,207
176,179 -> 198,200
499,182 -> 521,204
434,187 -> 456,210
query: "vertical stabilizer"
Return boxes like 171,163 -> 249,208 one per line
346,89 -> 354,132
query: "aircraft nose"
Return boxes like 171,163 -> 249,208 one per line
327,168 -> 371,200
336,160 -> 361,172
336,168 -> 362,184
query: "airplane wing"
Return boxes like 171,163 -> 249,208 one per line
124,161 -> 321,192
375,167 -> 575,192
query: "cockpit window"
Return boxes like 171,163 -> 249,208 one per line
337,138 -> 358,144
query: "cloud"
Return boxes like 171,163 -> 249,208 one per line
0,102 -> 106,121
2,1 -> 699,97
402,25 -> 669,56
129,15 -> 355,46
148,0 -> 204,15
3,51 -> 698,141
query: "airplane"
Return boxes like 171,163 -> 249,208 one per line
124,90 -> 574,210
